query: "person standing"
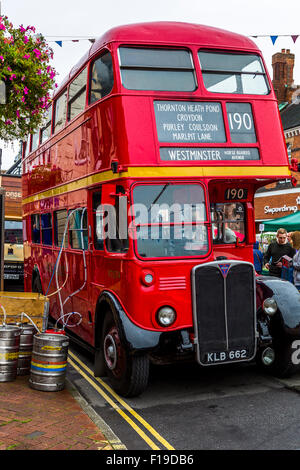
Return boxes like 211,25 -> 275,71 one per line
291,231 -> 300,289
264,228 -> 296,278
253,241 -> 263,274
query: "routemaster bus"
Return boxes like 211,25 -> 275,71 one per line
22,22 -> 300,397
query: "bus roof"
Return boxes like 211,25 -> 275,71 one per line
54,21 -> 260,97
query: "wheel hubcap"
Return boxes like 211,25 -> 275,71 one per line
104,333 -> 117,370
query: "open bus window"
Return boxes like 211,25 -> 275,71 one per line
54,89 -> 67,134
54,210 -> 68,248
89,52 -> 114,104
132,183 -> 209,258
41,105 -> 52,143
68,67 -> 87,120
68,208 -> 88,250
41,213 -> 52,246
5,220 -> 23,244
31,214 -> 40,244
210,202 -> 245,244
119,47 -> 196,92
31,130 -> 40,152
198,51 -> 270,95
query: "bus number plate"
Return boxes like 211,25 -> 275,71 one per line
205,349 -> 248,364
224,188 -> 248,200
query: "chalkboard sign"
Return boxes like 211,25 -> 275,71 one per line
154,100 -> 226,143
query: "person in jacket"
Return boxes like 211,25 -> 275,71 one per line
264,228 -> 296,278
253,241 -> 263,274
291,231 -> 300,288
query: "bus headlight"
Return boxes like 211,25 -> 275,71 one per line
156,306 -> 176,327
263,298 -> 278,316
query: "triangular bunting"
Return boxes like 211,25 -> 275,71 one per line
292,35 -> 299,43
55,41 -> 63,47
270,35 -> 278,45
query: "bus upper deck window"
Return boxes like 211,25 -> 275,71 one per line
54,89 -> 67,133
31,130 -> 40,152
89,52 -> 114,104
68,67 -> 87,120
119,47 -> 196,92
41,105 -> 52,143
198,51 -> 270,95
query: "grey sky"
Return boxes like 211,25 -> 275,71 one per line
1,0 -> 300,168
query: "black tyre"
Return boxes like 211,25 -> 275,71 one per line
102,312 -> 149,397
32,274 -> 43,294
94,347 -> 106,377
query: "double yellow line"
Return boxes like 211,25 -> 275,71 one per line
68,350 -> 175,450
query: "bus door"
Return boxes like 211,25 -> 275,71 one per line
67,207 -> 90,334
89,188 -> 105,303
100,183 -> 129,297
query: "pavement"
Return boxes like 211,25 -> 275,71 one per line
0,373 -> 125,451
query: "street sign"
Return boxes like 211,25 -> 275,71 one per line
259,223 -> 265,232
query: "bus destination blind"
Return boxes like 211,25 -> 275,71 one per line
154,100 -> 226,143
154,100 -> 259,161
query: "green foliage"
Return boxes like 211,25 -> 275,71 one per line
0,16 -> 56,141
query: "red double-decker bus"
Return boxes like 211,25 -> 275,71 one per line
22,22 -> 300,397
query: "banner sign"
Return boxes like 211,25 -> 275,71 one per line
160,147 -> 260,162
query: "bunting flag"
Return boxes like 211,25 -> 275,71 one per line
270,35 -> 278,45
46,34 -> 300,47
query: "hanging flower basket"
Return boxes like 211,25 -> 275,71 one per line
0,16 -> 56,141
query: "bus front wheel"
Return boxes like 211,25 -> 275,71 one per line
102,312 -> 149,397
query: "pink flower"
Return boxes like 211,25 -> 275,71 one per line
21,75 -> 25,81
7,66 -> 12,72
23,35 -> 29,44
21,96 -> 26,102
33,48 -> 41,58
23,86 -> 29,95
49,70 -> 55,79
37,69 -> 42,75
5,120 -> 12,125
0,56 -> 4,62
16,110 -> 20,118
9,74 -> 16,81
23,54 -> 30,59
19,25 -> 26,33
0,23 -> 6,31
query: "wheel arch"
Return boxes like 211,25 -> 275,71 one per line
94,290 -> 162,352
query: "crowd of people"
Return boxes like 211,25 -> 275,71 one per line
254,228 -> 300,289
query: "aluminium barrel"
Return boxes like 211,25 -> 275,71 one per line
29,331 -> 69,392
17,323 -> 36,376
0,325 -> 21,382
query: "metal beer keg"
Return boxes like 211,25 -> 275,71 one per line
29,330 -> 69,392
17,323 -> 36,376
0,325 -> 21,382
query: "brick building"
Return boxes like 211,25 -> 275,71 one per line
254,49 -> 300,231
